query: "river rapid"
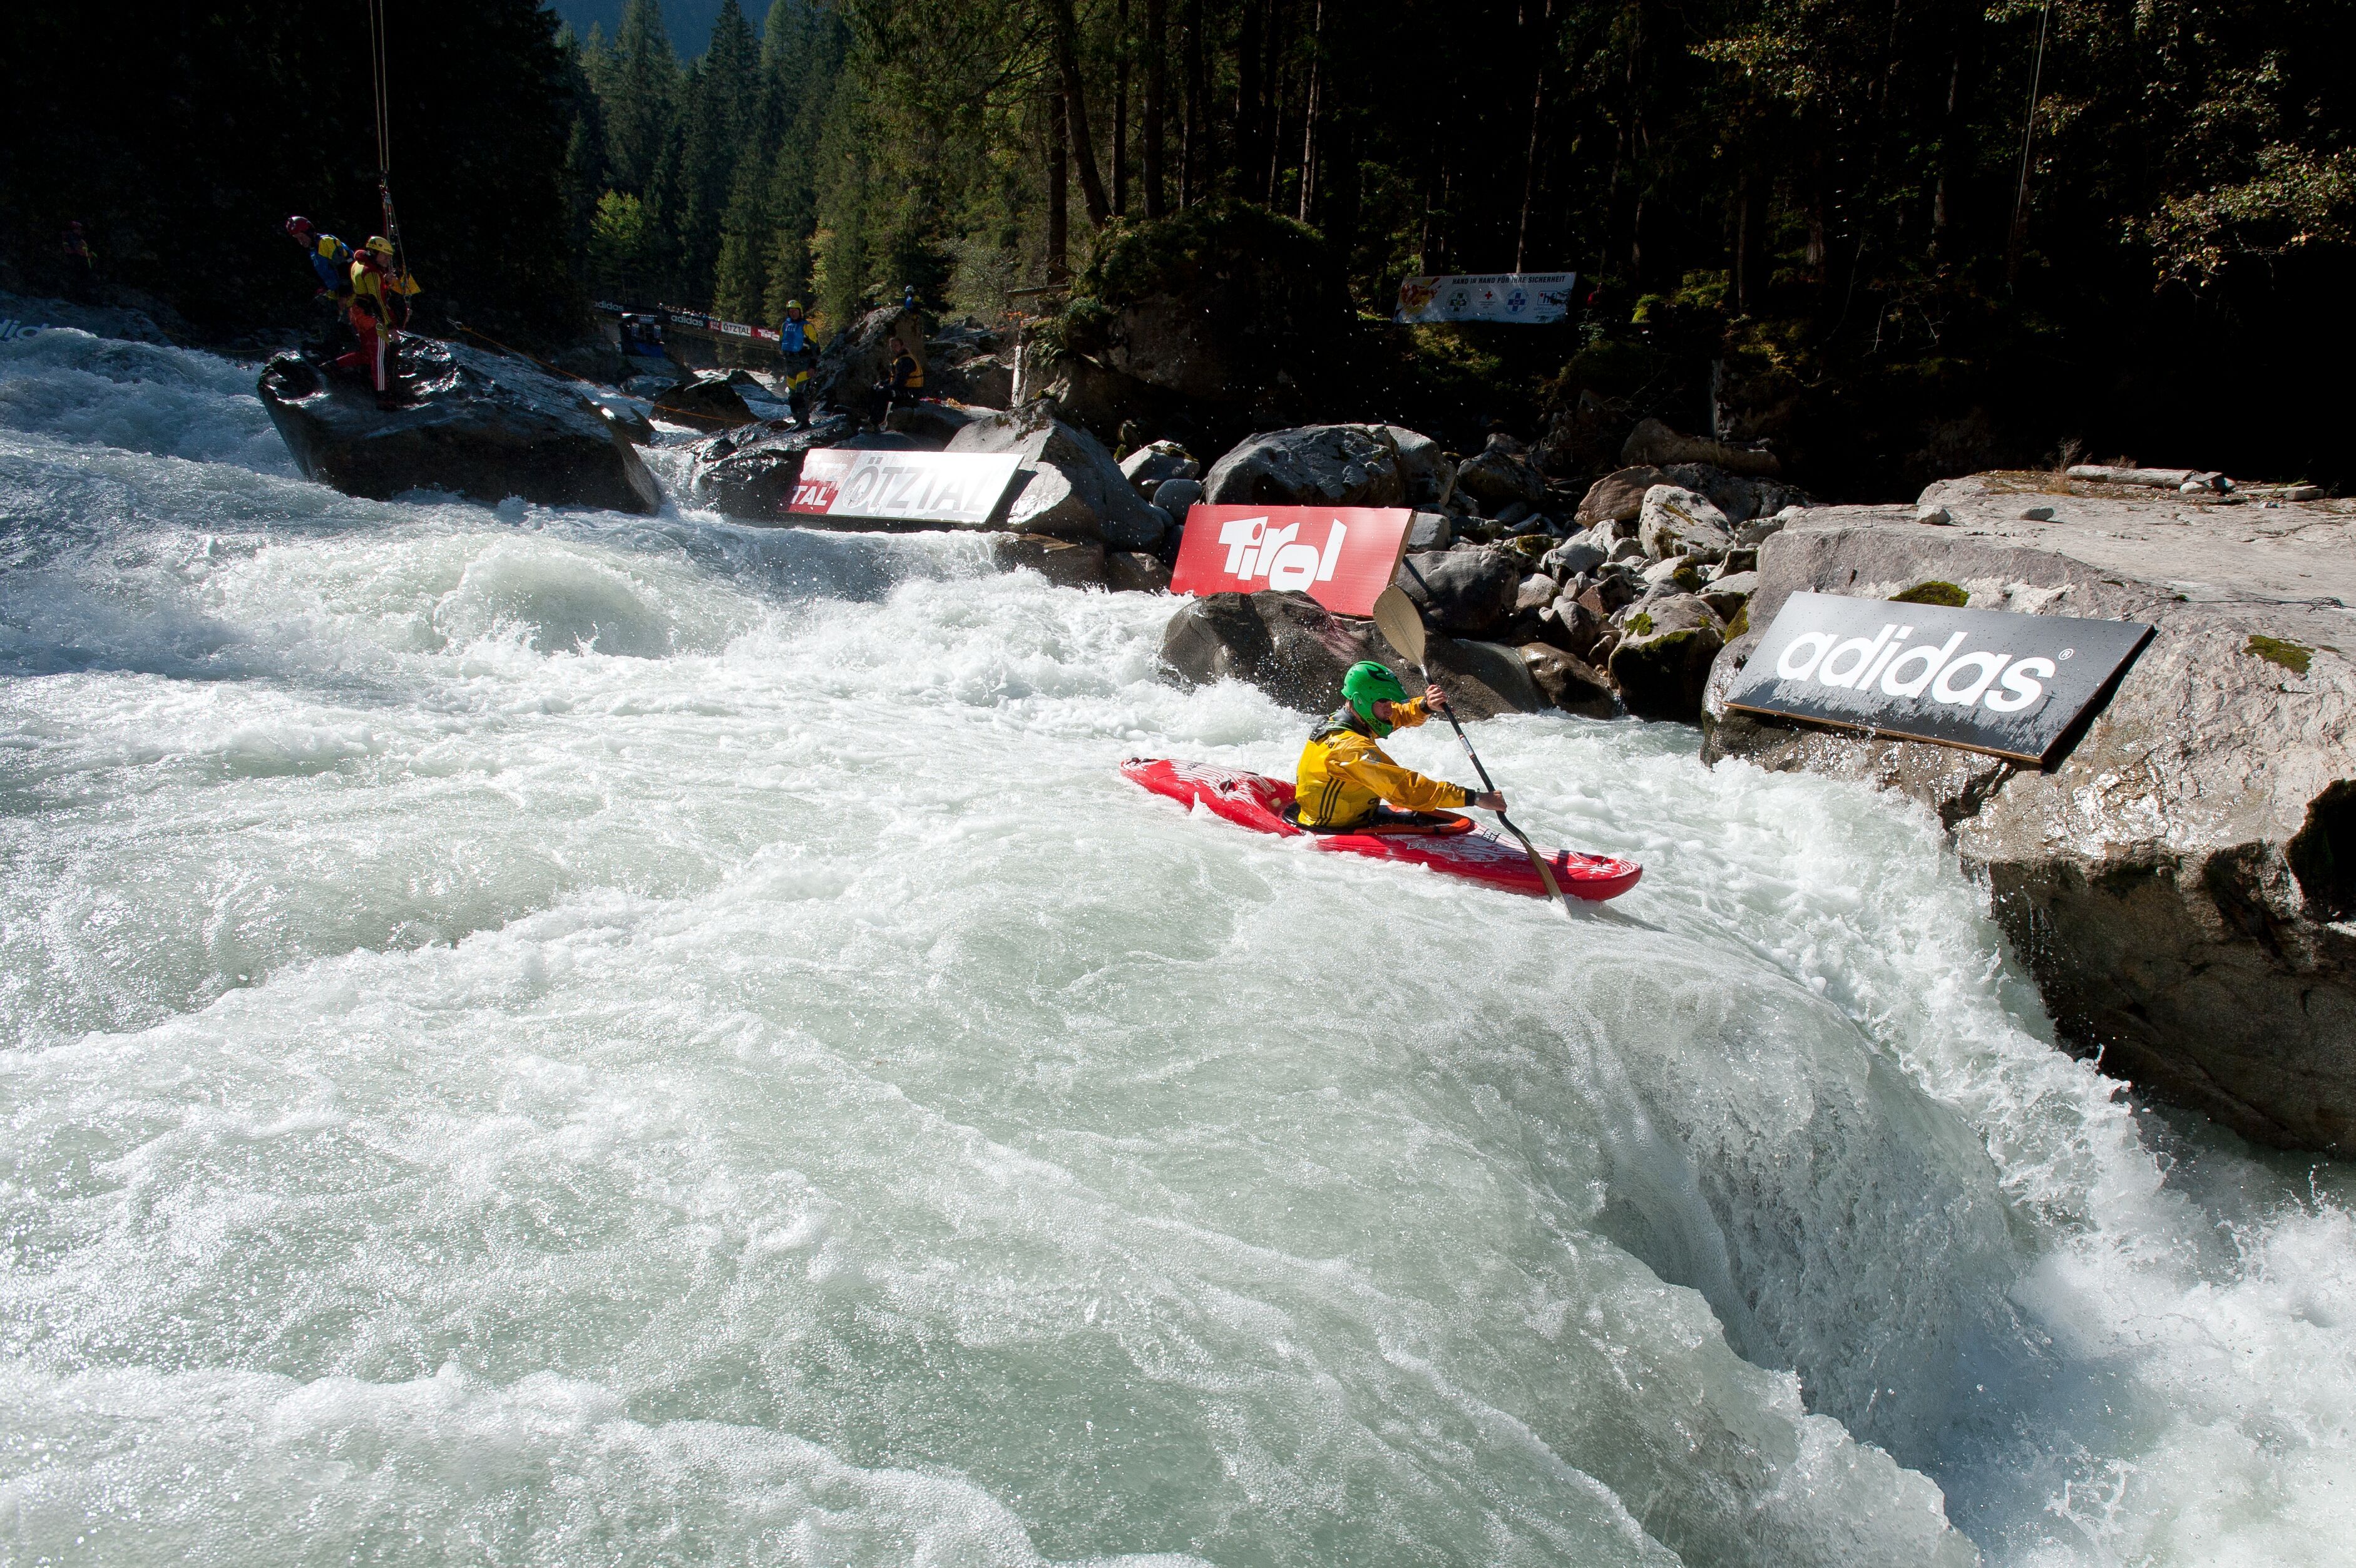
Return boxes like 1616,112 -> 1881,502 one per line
2,325 -> 2352,1566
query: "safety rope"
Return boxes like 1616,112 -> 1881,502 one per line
366,0 -> 411,285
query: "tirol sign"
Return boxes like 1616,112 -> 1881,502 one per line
1169,506 -> 1415,618
787,449 -> 1024,529
1722,592 -> 2154,765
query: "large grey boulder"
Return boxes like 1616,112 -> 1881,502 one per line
1522,644 -> 1617,719
1454,431 -> 1549,512
1159,591 -> 1547,720
948,402 -> 1166,548
1699,479 -> 2356,1151
1121,441 -> 1199,493
1609,593 -> 1726,720
680,411 -> 858,522
814,304 -> 926,409
650,369 -> 767,429
1396,546 -> 1522,637
1385,426 -> 1458,508
1638,485 -> 1738,560
257,341 -> 660,514
1575,465 -> 1669,530
1202,424 -> 1406,508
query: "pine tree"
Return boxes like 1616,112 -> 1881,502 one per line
605,0 -> 680,194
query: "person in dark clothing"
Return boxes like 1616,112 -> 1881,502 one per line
285,216 -> 357,356
61,222 -> 96,302
869,334 -> 924,424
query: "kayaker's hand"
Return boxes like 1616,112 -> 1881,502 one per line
1472,791 -> 1505,812
1424,683 -> 1449,712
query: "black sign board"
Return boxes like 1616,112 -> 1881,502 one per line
1723,592 -> 2153,764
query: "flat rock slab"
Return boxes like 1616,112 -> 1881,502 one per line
258,341 -> 659,514
1702,478 -> 2356,1151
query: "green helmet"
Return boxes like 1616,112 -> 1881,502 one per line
1342,660 -> 1410,735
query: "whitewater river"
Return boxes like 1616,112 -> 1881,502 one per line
3,325 -> 2352,1565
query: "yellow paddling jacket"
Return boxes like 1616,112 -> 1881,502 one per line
1293,701 -> 1475,829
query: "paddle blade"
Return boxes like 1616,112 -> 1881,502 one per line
1370,585 -> 1427,670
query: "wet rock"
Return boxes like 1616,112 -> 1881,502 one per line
1620,416 -> 1782,476
1426,637 -> 1547,720
948,402 -> 1165,546
1396,546 -> 1522,637
1638,485 -> 1738,560
1107,551 -> 1174,593
1608,593 -> 1725,720
680,410 -> 857,522
1699,492 -> 2356,1150
1454,431 -> 1549,511
257,341 -> 660,513
1539,594 -> 1611,662
1575,465 -> 1669,529
1202,424 -> 1406,508
652,369 -> 767,429
993,533 -> 1108,588
1522,643 -> 1617,719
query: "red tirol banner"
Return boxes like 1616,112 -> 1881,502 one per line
1169,506 -> 1414,618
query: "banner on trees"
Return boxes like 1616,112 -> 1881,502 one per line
1393,272 -> 1577,325
1169,506 -> 1415,618
1721,592 -> 2154,765
787,449 -> 1025,528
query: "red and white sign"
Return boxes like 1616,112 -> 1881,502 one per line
1169,506 -> 1414,617
787,449 -> 1024,527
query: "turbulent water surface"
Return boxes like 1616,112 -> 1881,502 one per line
3,325 -> 2353,1566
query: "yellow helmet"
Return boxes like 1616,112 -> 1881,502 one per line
786,299 -> 802,311
366,235 -> 394,256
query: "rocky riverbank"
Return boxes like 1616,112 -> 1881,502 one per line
1703,473 -> 2356,1151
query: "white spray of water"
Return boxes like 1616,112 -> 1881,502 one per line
1,327 -> 2351,1565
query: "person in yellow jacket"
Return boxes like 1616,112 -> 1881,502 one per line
1294,661 -> 1504,830
342,236 -> 420,397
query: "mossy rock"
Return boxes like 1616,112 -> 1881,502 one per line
1502,534 -> 1554,566
1073,200 -> 1328,309
1626,610 -> 1655,637
1890,580 -> 1969,608
2247,635 -> 2313,675
1726,603 -> 1749,639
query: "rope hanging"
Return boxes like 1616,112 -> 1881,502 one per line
367,0 -> 409,280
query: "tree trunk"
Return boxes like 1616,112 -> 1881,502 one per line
1297,0 -> 1323,222
1182,0 -> 1207,206
1052,0 -> 1114,227
1114,0 -> 1130,217
1145,0 -> 1168,218
1048,92 -> 1069,280
1515,0 -> 1554,272
1234,0 -> 1262,200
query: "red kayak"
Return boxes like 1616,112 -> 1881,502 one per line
1122,758 -> 1642,902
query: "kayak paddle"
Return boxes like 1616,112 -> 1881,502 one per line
1371,580 -> 1571,913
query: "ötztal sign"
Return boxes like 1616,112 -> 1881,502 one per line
1169,506 -> 1414,618
1723,592 -> 2153,764
787,449 -> 1023,529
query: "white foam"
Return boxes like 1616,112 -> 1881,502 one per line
1,334 -> 2348,1566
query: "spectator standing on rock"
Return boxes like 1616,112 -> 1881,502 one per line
1293,662 -> 1503,830
61,222 -> 96,302
284,217 -> 356,356
871,334 -> 923,424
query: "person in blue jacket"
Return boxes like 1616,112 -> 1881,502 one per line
284,216 -> 356,356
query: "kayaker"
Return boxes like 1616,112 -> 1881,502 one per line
1294,662 -> 1503,830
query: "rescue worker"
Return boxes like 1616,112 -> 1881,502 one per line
776,300 -> 814,424
777,299 -> 808,354
285,217 -> 356,355
871,334 -> 923,422
340,235 -> 419,400
1293,662 -> 1503,831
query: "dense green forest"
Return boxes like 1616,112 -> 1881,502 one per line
2,0 -> 2350,489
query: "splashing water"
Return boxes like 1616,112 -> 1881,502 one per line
2,326 -> 2351,1565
